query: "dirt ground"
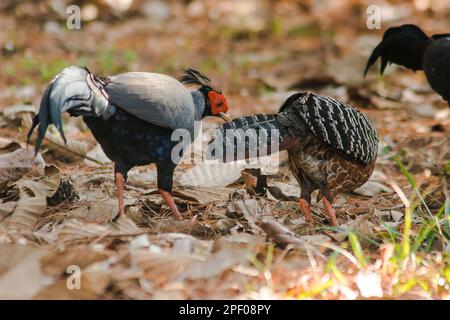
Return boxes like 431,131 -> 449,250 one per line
0,0 -> 449,299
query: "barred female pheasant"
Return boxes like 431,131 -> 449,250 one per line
208,92 -> 379,226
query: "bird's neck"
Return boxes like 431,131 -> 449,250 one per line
417,39 -> 432,69
191,90 -> 208,121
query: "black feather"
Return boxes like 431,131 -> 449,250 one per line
33,82 -> 55,155
178,68 -> 213,90
431,33 -> 450,40
187,68 -> 211,83
364,24 -> 430,76
26,114 -> 39,147
423,37 -> 450,103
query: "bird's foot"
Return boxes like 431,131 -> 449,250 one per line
159,189 -> 183,220
112,209 -> 126,222
115,170 -> 126,221
183,215 -> 199,227
170,208 -> 183,220
322,196 -> 338,226
299,198 -> 313,224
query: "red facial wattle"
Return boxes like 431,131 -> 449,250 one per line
208,91 -> 229,115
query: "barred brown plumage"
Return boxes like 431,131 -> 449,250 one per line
208,91 -> 379,226
279,92 -> 378,164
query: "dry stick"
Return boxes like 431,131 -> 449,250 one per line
22,115 -> 105,165
305,244 -> 318,269
141,200 -> 159,216
46,138 -> 104,164
316,242 -> 360,267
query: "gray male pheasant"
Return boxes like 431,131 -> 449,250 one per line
27,66 -> 230,219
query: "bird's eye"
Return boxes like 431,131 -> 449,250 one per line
217,101 -> 223,107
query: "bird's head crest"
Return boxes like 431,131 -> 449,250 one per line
179,68 -> 213,90
179,68 -> 230,120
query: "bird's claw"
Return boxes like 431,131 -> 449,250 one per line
172,211 -> 183,220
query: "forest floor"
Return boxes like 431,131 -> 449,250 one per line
0,0 -> 449,299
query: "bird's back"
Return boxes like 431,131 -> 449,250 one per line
105,72 -> 196,132
277,92 -> 379,165
423,37 -> 450,102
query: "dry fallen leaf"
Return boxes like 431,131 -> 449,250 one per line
41,248 -> 109,276
5,165 -> 61,232
109,216 -> 145,236
0,148 -> 45,190
332,214 -> 377,247
258,219 -> 331,252
0,137 -> 20,152
16,164 -> 61,198
56,218 -> 111,242
178,248 -> 249,280
6,195 -> 47,232
353,181 -> 393,197
226,197 -> 266,233
0,244 -> 47,299
2,104 -> 36,121
130,250 -> 196,284
67,198 -> 134,224
267,181 -> 300,201
215,218 -> 237,234
171,187 -> 233,204
177,162 -> 246,188
0,201 -> 16,220
84,144 -> 112,165
258,220 -> 302,245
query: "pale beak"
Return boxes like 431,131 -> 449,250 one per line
218,112 -> 231,122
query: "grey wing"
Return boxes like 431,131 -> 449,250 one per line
105,72 -> 195,131
296,93 -> 379,164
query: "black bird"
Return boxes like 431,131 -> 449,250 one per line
208,92 -> 379,226
27,66 -> 230,219
364,24 -> 450,108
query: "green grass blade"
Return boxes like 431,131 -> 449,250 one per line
348,232 -> 367,268
400,206 -> 412,259
394,157 -> 416,189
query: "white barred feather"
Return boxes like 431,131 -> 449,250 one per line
292,93 -> 378,164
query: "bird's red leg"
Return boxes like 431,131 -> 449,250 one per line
299,198 -> 313,223
159,190 -> 182,220
115,171 -> 126,218
322,196 -> 338,226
